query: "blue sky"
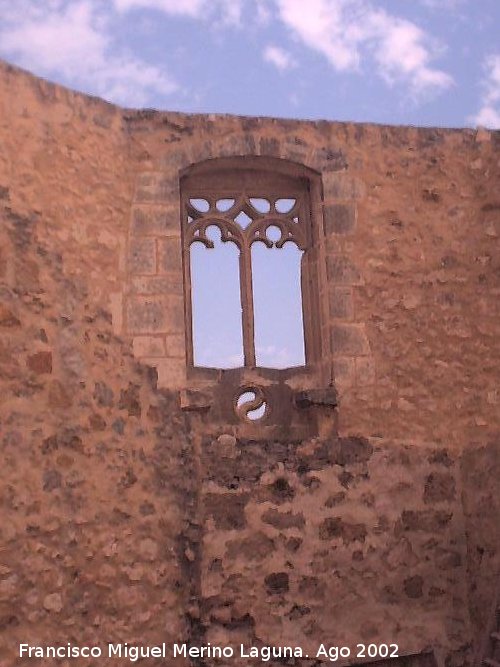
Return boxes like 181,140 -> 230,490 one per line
0,0 -> 499,128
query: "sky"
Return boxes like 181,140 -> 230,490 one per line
0,0 -> 499,129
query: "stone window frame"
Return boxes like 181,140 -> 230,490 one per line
122,133 -> 372,406
180,156 -> 323,377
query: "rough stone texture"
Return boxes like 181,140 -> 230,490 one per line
327,255 -> 364,285
158,236 -> 182,274
323,203 -> 356,234
331,323 -> 371,356
0,60 -> 498,667
200,438 -> 470,666
461,439 -> 500,643
323,171 -> 367,200
330,286 -> 354,320
26,350 -> 53,374
126,296 -> 171,333
134,173 -> 179,203
131,204 -> 177,236
128,237 -> 157,274
0,203 -> 196,665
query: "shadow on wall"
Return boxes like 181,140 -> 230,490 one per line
461,440 -> 500,642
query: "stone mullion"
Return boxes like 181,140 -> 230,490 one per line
239,238 -> 256,367
183,240 -> 194,367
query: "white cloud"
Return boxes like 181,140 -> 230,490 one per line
255,0 -> 273,24
1,2 -> 106,75
474,106 -> 500,128
419,0 -> 466,9
256,344 -> 299,368
0,0 -> 177,106
276,0 -> 361,71
274,0 -> 453,94
264,45 -> 296,71
113,0 -> 243,24
218,0 -> 244,25
369,10 -> 453,93
0,0 -> 457,109
114,0 -> 206,16
472,54 -> 500,128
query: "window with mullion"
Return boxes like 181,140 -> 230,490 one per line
181,163 -> 315,372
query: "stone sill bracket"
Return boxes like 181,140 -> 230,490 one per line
179,385 -> 338,440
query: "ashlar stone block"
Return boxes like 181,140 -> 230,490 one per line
158,237 -> 182,274
163,296 -> 185,332
126,296 -> 170,334
323,172 -> 366,201
332,357 -> 355,387
219,134 -> 256,157
135,173 -> 179,203
329,287 -> 354,320
146,357 -> 186,389
331,324 -> 370,356
131,205 -> 179,236
128,238 -> 156,275
165,333 -> 185,358
130,276 -> 183,296
311,147 -> 347,172
259,137 -> 281,157
132,336 -> 166,357
323,204 -> 356,235
355,357 -> 376,385
327,255 -> 363,285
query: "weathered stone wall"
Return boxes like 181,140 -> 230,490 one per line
199,434 -> 470,666
0,59 -> 498,667
1,60 -> 498,449
0,201 -> 200,665
121,109 -> 500,450
461,439 -> 500,642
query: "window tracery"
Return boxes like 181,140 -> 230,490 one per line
181,157 -> 320,376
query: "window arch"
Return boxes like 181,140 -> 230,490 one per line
180,156 -> 322,373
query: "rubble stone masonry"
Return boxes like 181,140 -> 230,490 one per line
0,60 -> 499,667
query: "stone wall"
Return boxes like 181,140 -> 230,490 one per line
0,201 -> 199,665
0,59 -> 499,667
121,108 -> 500,450
0,60 -> 498,449
199,434 -> 470,666
461,439 -> 500,644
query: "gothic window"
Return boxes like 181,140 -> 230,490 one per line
181,157 -> 320,373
